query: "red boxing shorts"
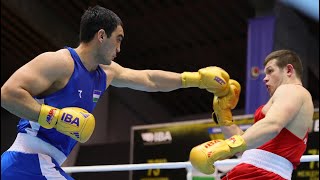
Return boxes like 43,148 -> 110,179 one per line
222,149 -> 293,180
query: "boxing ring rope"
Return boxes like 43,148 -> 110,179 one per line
62,155 -> 319,178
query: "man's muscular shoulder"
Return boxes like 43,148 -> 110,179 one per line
100,61 -> 125,87
31,49 -> 75,96
46,49 -> 75,76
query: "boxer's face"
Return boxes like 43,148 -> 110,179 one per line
263,59 -> 285,96
98,25 -> 124,65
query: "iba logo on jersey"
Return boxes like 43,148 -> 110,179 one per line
93,90 -> 102,102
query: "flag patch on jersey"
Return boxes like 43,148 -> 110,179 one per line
93,90 -> 102,102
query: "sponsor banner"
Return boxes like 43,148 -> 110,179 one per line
245,16 -> 275,114
130,110 -> 318,180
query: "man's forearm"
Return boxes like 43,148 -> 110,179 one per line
220,124 -> 244,139
147,70 -> 182,92
241,119 -> 280,149
1,88 -> 41,122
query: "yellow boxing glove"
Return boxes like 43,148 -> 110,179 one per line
212,79 -> 241,126
181,66 -> 230,97
38,104 -> 95,143
189,135 -> 246,175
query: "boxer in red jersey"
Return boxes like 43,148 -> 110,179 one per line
189,50 -> 314,180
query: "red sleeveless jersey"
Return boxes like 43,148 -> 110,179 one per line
254,105 -> 308,169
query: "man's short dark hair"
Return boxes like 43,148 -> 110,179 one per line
264,49 -> 303,79
79,5 -> 123,43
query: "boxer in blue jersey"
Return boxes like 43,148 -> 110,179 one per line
1,5 -> 237,180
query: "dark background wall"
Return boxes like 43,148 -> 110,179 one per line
1,0 -> 318,179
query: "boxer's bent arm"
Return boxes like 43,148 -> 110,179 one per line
105,61 -> 182,92
1,51 -> 71,121
242,85 -> 302,149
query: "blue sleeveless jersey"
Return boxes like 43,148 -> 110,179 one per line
17,47 -> 107,157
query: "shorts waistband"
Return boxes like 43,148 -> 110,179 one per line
7,133 -> 67,165
240,149 -> 293,180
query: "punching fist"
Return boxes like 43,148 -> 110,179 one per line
181,66 -> 230,97
212,79 -> 241,126
38,104 -> 95,143
189,135 -> 247,175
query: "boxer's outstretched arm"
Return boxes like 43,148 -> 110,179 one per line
105,61 -> 231,95
106,61 -> 182,92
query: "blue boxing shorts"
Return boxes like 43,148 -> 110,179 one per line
1,133 -> 73,180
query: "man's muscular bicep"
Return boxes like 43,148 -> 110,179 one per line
5,52 -> 71,97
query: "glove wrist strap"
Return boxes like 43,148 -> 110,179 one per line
212,111 -> 235,126
225,135 -> 247,154
181,72 -> 200,88
38,104 -> 59,129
